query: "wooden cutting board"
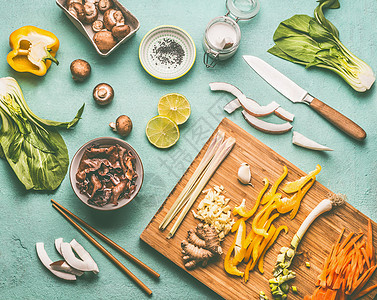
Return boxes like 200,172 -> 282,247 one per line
140,118 -> 377,299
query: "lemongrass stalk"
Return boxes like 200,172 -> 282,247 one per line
159,131 -> 225,230
167,137 -> 236,238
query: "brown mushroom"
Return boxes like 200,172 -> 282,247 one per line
66,0 -> 83,7
83,2 -> 98,24
103,9 -> 124,30
93,30 -> 117,53
70,59 -> 91,81
98,0 -> 113,13
112,24 -> 130,41
92,20 -> 104,32
109,115 -> 133,137
68,3 -> 85,22
93,83 -> 114,105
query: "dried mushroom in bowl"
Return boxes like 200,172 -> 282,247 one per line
76,144 -> 138,207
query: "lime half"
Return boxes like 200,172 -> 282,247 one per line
146,116 -> 180,148
157,93 -> 191,125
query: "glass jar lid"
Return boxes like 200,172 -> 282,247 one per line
225,0 -> 260,21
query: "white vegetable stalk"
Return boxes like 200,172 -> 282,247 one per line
291,194 -> 345,249
36,242 -> 77,281
292,131 -> 333,151
167,136 -> 236,238
159,131 -> 225,230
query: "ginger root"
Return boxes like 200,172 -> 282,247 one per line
181,223 -> 223,269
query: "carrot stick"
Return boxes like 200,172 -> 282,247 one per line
361,247 -> 371,269
350,265 -> 377,295
352,283 -> 377,299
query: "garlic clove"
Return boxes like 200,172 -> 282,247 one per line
237,163 -> 253,187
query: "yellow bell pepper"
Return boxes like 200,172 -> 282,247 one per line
224,220 -> 245,277
261,165 -> 288,205
7,26 -> 59,76
283,164 -> 321,194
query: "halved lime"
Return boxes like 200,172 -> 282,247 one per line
146,116 -> 180,148
157,93 -> 191,125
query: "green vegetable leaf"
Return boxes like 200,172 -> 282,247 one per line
273,15 -> 312,40
267,45 -> 307,65
0,77 -> 83,190
314,0 -> 340,38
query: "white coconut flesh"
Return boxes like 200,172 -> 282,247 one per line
50,260 -> 84,276
55,237 -> 63,256
274,107 -> 295,122
292,131 -> 333,151
36,242 -> 76,281
242,110 -> 293,134
224,99 -> 241,114
60,241 -> 98,273
70,239 -> 99,274
209,82 -> 279,116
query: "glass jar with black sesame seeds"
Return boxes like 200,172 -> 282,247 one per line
203,0 -> 260,68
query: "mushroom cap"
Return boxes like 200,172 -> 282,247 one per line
70,59 -> 91,81
103,9 -> 117,30
66,0 -> 83,7
98,0 -> 113,13
93,30 -> 117,53
116,115 -> 132,137
93,83 -> 114,105
83,2 -> 98,24
68,3 -> 85,22
92,20 -> 104,32
112,24 -> 130,41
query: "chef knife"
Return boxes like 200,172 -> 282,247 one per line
243,55 -> 366,141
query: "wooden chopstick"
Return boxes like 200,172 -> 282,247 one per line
51,199 -> 160,279
51,202 -> 152,296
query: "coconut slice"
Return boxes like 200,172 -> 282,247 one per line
36,242 -> 76,281
242,110 -> 293,134
55,238 -> 63,256
70,239 -> 99,274
50,260 -> 84,276
209,82 -> 279,116
224,99 -> 241,114
61,241 -> 98,273
274,107 -> 295,122
292,131 -> 333,151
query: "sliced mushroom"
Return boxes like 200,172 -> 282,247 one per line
83,2 -> 98,24
68,3 -> 85,22
93,83 -> 114,105
98,0 -> 113,13
112,24 -> 130,41
93,30 -> 117,53
85,0 -> 99,4
92,20 -> 104,32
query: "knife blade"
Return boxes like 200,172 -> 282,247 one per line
243,55 -> 366,141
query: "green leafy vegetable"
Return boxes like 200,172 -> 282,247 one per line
268,0 -> 375,92
0,77 -> 84,190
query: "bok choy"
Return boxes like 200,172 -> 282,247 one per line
268,0 -> 375,92
0,77 -> 84,190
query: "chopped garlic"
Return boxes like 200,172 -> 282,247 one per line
192,186 -> 235,240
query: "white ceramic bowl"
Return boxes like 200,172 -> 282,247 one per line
70,137 -> 144,211
139,25 -> 196,80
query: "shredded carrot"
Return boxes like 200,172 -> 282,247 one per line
304,220 -> 377,300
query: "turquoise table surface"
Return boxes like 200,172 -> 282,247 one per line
1,1 -> 376,299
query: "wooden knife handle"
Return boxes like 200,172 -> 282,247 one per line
310,98 -> 366,141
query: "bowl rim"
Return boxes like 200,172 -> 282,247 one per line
69,137 -> 144,211
138,25 -> 196,80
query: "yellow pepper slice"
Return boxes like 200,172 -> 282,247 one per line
7,26 -> 59,76
252,196 -> 278,238
283,164 -> 321,194
233,178 -> 269,218
244,225 -> 276,282
261,165 -> 288,205
289,178 -> 315,219
258,225 -> 289,274
224,220 -> 245,277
